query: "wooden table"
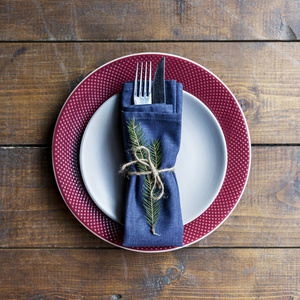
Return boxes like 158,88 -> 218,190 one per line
1,1 -> 299,299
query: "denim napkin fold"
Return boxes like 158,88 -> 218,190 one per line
121,80 -> 184,247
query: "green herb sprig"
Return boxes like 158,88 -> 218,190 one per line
127,118 -> 163,235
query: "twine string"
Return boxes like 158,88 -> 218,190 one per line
120,146 -> 174,200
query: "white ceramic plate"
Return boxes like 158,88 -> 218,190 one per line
79,91 -> 227,225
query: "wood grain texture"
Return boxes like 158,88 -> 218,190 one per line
1,146 -> 299,248
1,42 -> 300,145
0,248 -> 299,299
0,147 -> 108,248
0,0 -> 299,41
1,1 -> 299,298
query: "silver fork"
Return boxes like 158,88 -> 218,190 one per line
133,62 -> 152,105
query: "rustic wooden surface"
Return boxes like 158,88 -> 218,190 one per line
1,0 -> 299,299
0,0 -> 300,41
0,249 -> 299,299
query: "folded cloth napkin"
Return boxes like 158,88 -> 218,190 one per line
120,80 -> 184,247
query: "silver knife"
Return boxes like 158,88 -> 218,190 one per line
152,57 -> 166,103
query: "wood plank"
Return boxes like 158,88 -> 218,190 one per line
0,147 -> 108,248
1,146 -> 299,248
0,0 -> 299,41
0,248 -> 299,299
1,42 -> 300,144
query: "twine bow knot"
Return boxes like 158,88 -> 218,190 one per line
120,145 -> 175,200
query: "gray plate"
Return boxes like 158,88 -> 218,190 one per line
80,91 -> 227,225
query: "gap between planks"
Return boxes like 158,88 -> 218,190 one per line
0,40 -> 300,44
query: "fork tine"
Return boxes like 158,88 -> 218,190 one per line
134,62 -> 138,99
139,62 -> 143,97
144,62 -> 147,98
148,61 -> 152,102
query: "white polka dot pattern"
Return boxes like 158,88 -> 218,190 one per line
52,53 -> 251,252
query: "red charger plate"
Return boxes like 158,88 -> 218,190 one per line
52,53 -> 251,252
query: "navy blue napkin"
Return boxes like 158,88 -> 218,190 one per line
121,80 -> 184,247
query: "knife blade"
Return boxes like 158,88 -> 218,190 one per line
152,57 -> 166,103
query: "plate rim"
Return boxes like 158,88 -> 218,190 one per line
52,52 -> 251,253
